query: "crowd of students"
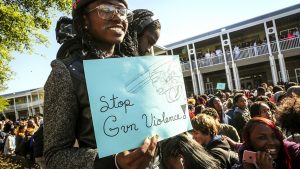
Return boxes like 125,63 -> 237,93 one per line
1,83 -> 300,169
2,0 -> 300,168
182,82 -> 300,169
0,115 -> 43,165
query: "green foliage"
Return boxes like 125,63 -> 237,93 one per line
0,0 -> 71,111
0,96 -> 8,113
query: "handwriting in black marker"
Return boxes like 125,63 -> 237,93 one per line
103,115 -> 139,137
142,112 -> 186,128
99,94 -> 134,114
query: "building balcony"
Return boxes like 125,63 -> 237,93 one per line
181,36 -> 300,73
4,100 -> 44,112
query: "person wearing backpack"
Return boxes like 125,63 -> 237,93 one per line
43,0 -> 158,169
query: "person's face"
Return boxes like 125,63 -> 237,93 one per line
138,28 -> 160,56
192,130 -> 209,146
164,156 -> 184,169
213,98 -> 223,112
259,103 -> 272,119
28,120 -> 34,127
84,0 -> 128,46
237,96 -> 248,110
262,83 -> 267,89
249,123 -> 281,159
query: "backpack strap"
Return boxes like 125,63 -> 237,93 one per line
60,50 -> 85,82
56,37 -> 85,82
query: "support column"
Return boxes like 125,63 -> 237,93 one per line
188,44 -> 205,94
264,22 -> 279,85
30,94 -> 34,116
37,92 -> 43,114
13,95 -> 19,120
187,45 -> 198,95
227,33 -> 241,90
220,34 -> 234,91
26,95 -> 31,117
272,20 -> 287,82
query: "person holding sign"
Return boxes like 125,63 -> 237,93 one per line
43,0 -> 158,168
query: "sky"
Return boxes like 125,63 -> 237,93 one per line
1,0 -> 299,95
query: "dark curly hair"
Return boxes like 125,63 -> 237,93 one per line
161,133 -> 220,169
240,117 -> 291,169
278,97 -> 300,135
55,16 -> 74,44
118,9 -> 161,56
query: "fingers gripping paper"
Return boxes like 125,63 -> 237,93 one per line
83,55 -> 192,158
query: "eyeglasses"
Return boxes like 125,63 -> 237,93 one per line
87,4 -> 133,22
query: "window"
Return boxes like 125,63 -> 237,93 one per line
278,70 -> 290,82
205,82 -> 214,94
279,27 -> 298,36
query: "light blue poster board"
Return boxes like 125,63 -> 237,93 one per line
216,83 -> 226,90
83,55 -> 192,158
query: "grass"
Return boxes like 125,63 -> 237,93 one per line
0,152 -> 41,169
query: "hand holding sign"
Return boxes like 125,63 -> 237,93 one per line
116,135 -> 158,169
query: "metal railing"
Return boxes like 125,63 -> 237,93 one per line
180,36 -> 300,71
279,37 -> 300,51
5,100 -> 43,111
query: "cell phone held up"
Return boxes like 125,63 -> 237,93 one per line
242,150 -> 257,165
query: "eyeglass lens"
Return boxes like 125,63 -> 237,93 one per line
96,5 -> 132,21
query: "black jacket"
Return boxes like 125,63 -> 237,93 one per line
44,39 -> 116,169
206,135 -> 239,169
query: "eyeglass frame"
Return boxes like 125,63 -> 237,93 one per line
86,4 -> 133,22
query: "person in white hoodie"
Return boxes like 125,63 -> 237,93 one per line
3,127 -> 16,156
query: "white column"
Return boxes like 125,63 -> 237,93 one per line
227,33 -> 241,90
37,92 -> 42,114
272,20 -> 287,82
187,45 -> 198,95
30,94 -> 34,116
191,43 -> 205,94
13,95 -> 19,120
220,34 -> 233,91
26,95 -> 31,117
264,22 -> 278,85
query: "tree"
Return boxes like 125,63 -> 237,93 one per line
0,97 -> 8,118
0,0 -> 71,111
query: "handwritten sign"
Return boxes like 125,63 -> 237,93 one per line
216,83 -> 226,90
83,55 -> 192,158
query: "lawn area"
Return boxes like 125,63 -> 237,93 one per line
0,153 -> 41,169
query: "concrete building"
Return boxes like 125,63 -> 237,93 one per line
164,3 -> 300,95
1,88 -> 44,120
